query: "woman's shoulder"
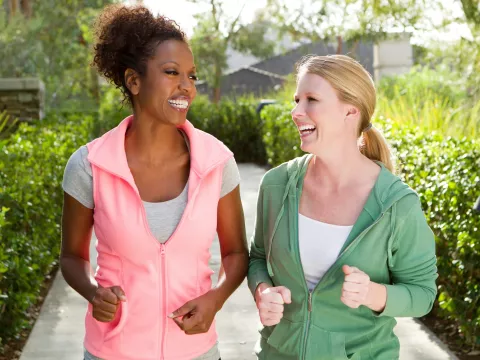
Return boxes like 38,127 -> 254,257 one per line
261,155 -> 309,188
65,145 -> 91,174
188,126 -> 233,160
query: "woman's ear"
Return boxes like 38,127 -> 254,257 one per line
345,106 -> 360,119
343,105 -> 361,126
125,68 -> 140,96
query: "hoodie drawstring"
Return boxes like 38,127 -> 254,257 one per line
387,203 -> 397,268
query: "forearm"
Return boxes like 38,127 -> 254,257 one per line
247,249 -> 273,296
254,282 -> 272,301
365,281 -> 387,312
60,255 -> 98,303
211,251 -> 249,310
377,282 -> 437,317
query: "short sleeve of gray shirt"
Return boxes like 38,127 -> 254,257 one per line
62,145 -> 241,210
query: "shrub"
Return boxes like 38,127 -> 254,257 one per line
384,119 -> 480,348
377,67 -> 480,138
0,114 -> 93,346
261,102 -> 303,166
188,95 -> 266,164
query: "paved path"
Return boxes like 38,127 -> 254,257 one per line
20,164 -> 458,360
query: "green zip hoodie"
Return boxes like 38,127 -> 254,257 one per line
248,155 -> 438,360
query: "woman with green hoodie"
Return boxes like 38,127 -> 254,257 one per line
248,55 -> 438,360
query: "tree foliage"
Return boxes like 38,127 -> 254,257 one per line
189,0 -> 275,102
0,0 -> 115,111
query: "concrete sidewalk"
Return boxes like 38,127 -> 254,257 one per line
20,164 -> 458,360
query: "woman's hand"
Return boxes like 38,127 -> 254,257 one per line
341,265 -> 386,312
91,285 -> 126,322
169,290 -> 221,335
255,283 -> 291,326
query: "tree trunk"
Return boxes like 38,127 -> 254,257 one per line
336,35 -> 343,54
350,40 -> 359,58
212,60 -> 222,104
20,0 -> 32,19
7,0 -> 19,21
10,0 -> 18,16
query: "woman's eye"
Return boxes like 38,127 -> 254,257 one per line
190,74 -> 198,81
165,70 -> 178,75
294,98 -> 299,104
307,97 -> 316,102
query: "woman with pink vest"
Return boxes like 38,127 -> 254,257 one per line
60,5 -> 248,360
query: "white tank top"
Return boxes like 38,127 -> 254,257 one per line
298,213 -> 353,291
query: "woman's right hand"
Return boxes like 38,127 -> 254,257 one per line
91,285 -> 126,322
255,283 -> 291,326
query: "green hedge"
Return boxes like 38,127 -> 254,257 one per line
261,103 -> 480,348
0,114 -> 93,346
385,121 -> 480,348
261,103 -> 303,165
188,95 -> 266,164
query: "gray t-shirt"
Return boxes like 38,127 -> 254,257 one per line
64,134 -> 239,360
62,140 -> 241,243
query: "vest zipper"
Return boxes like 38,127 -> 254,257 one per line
160,243 -> 167,359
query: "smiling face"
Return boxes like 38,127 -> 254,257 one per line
126,39 -> 197,126
292,71 -> 359,153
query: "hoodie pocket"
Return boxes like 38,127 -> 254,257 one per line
266,318 -> 304,355
307,324 -> 353,360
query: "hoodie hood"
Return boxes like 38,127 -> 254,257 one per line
266,154 -> 416,277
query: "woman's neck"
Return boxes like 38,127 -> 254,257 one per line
308,145 -> 375,191
125,113 -> 188,166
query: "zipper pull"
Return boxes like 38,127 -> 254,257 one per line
160,244 -> 166,256
308,291 -> 312,312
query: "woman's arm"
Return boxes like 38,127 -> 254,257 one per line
376,196 -> 438,317
212,185 -> 249,307
60,192 -> 97,303
170,186 -> 249,334
247,184 -> 274,298
61,193 -> 125,321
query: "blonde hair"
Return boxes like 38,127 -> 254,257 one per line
296,54 -> 395,172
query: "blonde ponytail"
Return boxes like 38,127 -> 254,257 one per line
361,126 -> 395,173
296,54 -> 395,172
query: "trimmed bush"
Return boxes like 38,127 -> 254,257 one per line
188,95 -> 266,164
384,120 -> 480,348
261,102 -> 303,166
0,114 -> 93,346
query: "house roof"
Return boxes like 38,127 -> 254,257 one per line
196,65 -> 286,86
195,40 -> 375,98
251,40 -> 374,77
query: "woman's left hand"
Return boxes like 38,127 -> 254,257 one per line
340,265 -> 371,309
169,290 -> 221,335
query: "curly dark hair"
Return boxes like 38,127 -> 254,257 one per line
92,5 -> 187,106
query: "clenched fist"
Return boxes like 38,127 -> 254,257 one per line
91,285 -> 126,322
340,265 -> 371,309
255,283 -> 291,326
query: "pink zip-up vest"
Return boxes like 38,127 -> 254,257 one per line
84,116 -> 232,360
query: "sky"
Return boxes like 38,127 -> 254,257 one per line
140,0 -> 267,36
138,0 -> 472,45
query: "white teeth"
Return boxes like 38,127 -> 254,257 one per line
168,99 -> 189,109
298,125 -> 316,131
